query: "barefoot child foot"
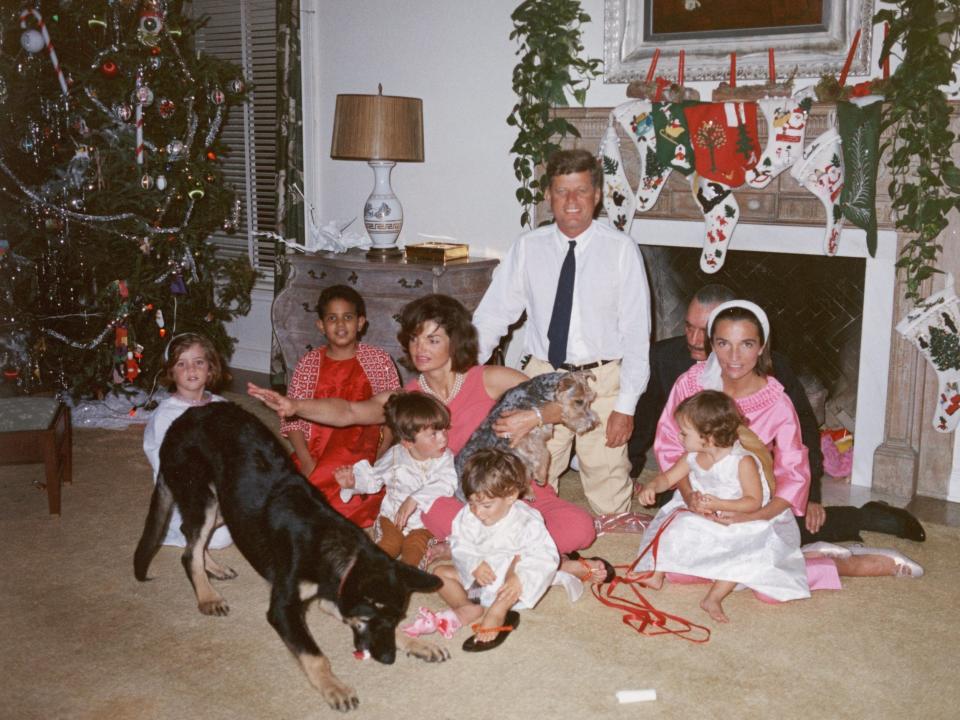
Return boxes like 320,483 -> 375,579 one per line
700,579 -> 736,623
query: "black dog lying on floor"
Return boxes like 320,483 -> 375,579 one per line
134,402 -> 446,711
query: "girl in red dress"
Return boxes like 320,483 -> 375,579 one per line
281,285 -> 400,527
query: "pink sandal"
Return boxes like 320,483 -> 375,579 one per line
401,607 -> 462,639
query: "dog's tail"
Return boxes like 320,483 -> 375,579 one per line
134,476 -> 175,581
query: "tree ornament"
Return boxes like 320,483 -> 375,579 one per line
156,175 -> 167,191
100,60 -> 118,78
188,187 -> 205,200
114,103 -> 133,122
158,98 -> 175,119
140,174 -> 154,190
155,308 -> 166,337
20,30 -> 45,54
138,10 -> 164,47
209,87 -> 225,106
124,351 -> 140,381
0,75 -> 7,105
206,150 -> 217,161
87,17 -> 106,30
228,78 -> 245,94
135,85 -> 154,106
165,139 -> 185,160
147,56 -> 162,71
68,196 -> 84,211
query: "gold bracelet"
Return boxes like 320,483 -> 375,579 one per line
532,405 -> 544,427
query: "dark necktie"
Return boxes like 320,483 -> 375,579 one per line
547,240 -> 576,369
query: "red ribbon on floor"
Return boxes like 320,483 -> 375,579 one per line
590,508 -> 711,643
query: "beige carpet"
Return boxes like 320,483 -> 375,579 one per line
1,394 -> 958,720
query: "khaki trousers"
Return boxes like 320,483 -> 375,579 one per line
525,357 -> 633,515
377,517 -> 433,568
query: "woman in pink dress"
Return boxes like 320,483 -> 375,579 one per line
249,294 -> 610,582
654,300 -> 923,586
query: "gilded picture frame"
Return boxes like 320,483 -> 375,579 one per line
603,0 -> 875,82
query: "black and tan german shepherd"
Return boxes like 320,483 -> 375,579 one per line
134,402 -> 446,711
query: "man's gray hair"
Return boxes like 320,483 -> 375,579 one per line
692,284 -> 736,307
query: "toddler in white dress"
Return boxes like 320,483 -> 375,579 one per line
431,448 -> 558,652
635,390 -> 809,622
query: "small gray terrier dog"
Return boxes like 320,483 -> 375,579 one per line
455,371 -> 599,496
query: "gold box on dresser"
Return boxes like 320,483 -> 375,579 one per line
404,241 -> 469,264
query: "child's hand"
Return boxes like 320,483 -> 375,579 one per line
394,496 -> 417,530
637,483 -> 657,506
495,554 -> 522,604
333,466 -> 355,489
472,561 -> 496,586
247,383 -> 296,418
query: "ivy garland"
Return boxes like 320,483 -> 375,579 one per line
876,0 -> 960,302
507,0 -> 602,228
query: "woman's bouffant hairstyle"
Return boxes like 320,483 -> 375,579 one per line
162,332 -> 225,390
383,391 -> 451,442
675,390 -> 744,449
708,305 -> 773,376
396,294 -> 479,373
316,284 -> 366,319
545,148 -> 602,190
460,448 -> 529,500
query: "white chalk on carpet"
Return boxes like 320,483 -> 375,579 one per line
616,689 -> 657,703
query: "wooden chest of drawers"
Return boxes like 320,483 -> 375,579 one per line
272,250 -> 499,383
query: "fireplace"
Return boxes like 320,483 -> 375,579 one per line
630,219 -> 897,489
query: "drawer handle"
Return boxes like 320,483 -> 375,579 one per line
392,313 -> 402,324
746,199 -> 761,211
347,272 -> 358,284
307,269 -> 327,280
301,302 -> 313,312
398,277 -> 423,289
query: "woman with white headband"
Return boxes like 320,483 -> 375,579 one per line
652,300 -> 922,594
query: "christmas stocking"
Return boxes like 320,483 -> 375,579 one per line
838,97 -> 882,256
896,274 -> 960,432
790,127 -> 845,255
691,174 -> 740,273
651,101 -> 696,176
601,121 -> 637,232
684,101 -> 761,187
746,95 -> 812,189
601,100 -> 674,232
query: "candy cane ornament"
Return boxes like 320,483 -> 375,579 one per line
19,8 -> 69,96
134,72 -> 145,166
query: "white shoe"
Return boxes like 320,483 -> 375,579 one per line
801,541 -> 852,559
847,545 -> 924,578
570,455 -> 581,472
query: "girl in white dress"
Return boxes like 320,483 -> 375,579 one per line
142,333 -> 232,549
431,449 -> 559,652
635,390 -> 808,622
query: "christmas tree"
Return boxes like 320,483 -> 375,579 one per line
0,1 -> 256,398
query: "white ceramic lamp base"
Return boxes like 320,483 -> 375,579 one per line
363,160 -> 404,257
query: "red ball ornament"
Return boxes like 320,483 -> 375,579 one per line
100,61 -> 118,78
206,150 -> 217,161
151,46 -> 161,56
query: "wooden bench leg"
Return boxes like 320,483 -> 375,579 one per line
43,432 -> 61,516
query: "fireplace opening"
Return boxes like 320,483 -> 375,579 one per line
641,245 -> 866,432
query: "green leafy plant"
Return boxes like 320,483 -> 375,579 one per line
507,0 -> 601,228
876,0 -> 960,302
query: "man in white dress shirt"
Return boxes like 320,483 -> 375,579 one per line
473,149 -> 651,515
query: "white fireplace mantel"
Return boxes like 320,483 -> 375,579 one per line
631,219 -> 897,490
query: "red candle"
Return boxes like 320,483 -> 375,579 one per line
839,29 -> 862,86
678,49 -> 685,86
768,48 -> 775,83
730,52 -> 737,87
646,48 -> 660,83
883,22 -> 890,79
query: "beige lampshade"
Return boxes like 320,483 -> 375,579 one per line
330,89 -> 424,162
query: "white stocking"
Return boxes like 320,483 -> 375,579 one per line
746,95 -> 811,189
601,121 -> 637,233
690,174 -> 739,274
896,274 -> 960,432
790,127 -> 845,255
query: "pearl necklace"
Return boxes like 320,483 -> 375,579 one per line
419,372 -> 465,404
174,392 -> 210,406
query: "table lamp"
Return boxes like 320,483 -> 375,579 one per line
330,85 -> 424,258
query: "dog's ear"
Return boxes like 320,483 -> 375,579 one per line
395,563 -> 443,593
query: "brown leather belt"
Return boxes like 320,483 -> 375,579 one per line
559,359 -> 617,372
